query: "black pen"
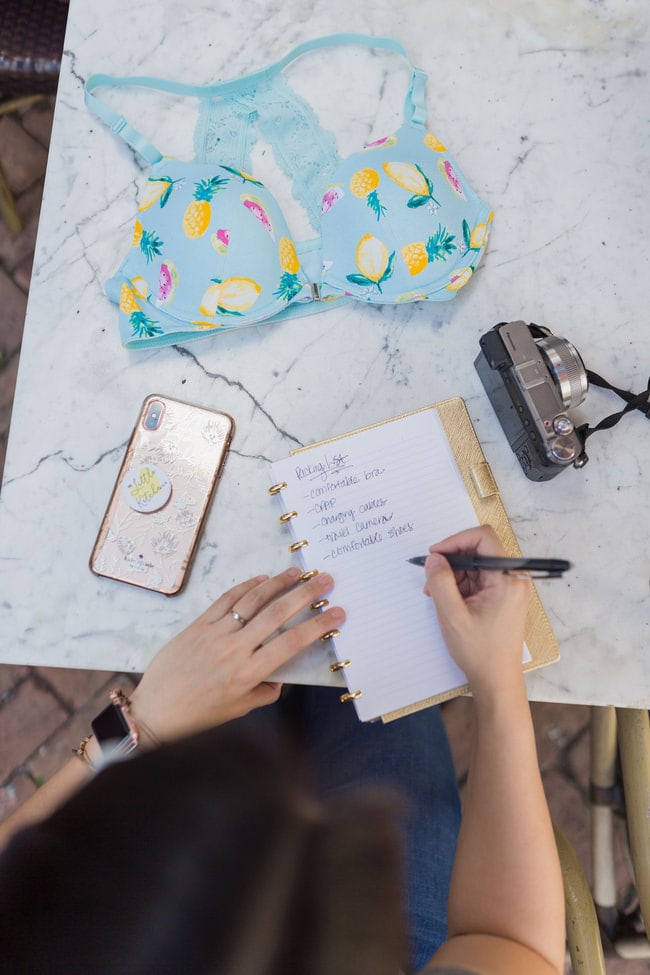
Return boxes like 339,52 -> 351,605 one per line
407,554 -> 572,578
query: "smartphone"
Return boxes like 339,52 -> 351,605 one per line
90,394 -> 234,595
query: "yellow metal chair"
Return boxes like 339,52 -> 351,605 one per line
555,823 -> 607,974
553,707 -> 649,973
591,707 -> 650,961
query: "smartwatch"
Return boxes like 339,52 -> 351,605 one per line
91,690 -> 139,757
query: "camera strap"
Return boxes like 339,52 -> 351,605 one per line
527,322 -> 650,446
578,370 -> 650,443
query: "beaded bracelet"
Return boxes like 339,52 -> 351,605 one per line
73,735 -> 98,772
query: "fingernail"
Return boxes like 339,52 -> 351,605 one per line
317,573 -> 334,588
286,567 -> 301,579
425,553 -> 446,571
329,606 -> 345,623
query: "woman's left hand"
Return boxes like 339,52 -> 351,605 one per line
129,567 -> 344,743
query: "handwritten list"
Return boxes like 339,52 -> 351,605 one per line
269,406 -> 482,721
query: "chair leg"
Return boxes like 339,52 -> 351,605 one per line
590,705 -> 618,937
0,94 -> 50,234
0,160 -> 21,234
0,94 -> 45,118
616,708 -> 650,940
554,822 -> 607,974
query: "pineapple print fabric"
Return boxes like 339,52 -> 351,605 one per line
109,159 -> 310,345
320,123 -> 492,303
86,34 -> 493,349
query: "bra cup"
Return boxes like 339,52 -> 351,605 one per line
320,123 -> 493,303
117,160 -> 309,341
90,42 -> 496,347
110,130 -> 492,348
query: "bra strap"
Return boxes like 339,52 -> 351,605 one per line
406,68 -> 428,125
84,34 -> 428,164
266,33 -> 427,123
85,74 -> 169,164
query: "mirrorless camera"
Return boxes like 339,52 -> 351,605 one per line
475,320 -> 589,481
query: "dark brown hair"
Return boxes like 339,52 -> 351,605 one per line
0,726 -> 406,975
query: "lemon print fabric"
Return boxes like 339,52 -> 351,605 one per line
107,125 -> 493,345
382,161 -> 441,211
461,214 -> 493,256
423,132 -> 446,153
138,175 -> 184,212
347,235 -> 395,293
320,121 -> 493,304
109,158 -> 309,349
200,277 -> 262,317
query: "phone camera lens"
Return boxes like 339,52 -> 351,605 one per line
144,400 -> 164,430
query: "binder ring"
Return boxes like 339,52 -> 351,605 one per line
320,629 -> 340,641
340,691 -> 362,702
279,510 -> 298,523
289,540 -> 308,552
330,659 -> 350,671
268,482 -> 287,495
310,598 -> 329,610
299,569 -> 318,581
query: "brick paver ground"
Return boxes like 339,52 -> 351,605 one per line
0,96 -> 647,974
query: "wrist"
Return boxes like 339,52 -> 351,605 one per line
470,669 -> 528,714
73,734 -> 102,773
127,686 -> 166,745
83,734 -> 103,770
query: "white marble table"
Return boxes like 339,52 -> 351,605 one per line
0,0 -> 648,707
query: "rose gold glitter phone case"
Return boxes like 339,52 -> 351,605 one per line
90,394 -> 234,595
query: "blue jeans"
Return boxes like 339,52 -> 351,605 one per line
237,686 -> 461,971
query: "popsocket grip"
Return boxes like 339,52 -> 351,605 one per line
121,463 -> 172,513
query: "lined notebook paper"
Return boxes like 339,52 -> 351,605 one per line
268,400 -> 557,722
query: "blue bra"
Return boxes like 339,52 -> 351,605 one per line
85,34 -> 493,350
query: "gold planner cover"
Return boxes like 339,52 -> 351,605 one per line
288,397 -> 560,723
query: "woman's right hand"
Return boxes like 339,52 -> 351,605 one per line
423,525 -> 531,699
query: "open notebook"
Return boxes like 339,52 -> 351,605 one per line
268,398 -> 559,722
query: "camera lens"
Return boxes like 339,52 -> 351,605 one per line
536,336 -> 588,409
143,400 -> 165,430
